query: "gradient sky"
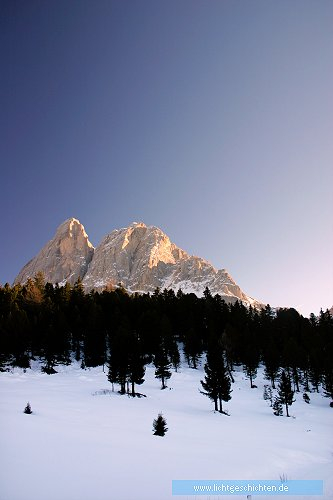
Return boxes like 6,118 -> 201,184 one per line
1,0 -> 332,316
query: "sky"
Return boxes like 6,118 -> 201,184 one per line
1,0 -> 332,317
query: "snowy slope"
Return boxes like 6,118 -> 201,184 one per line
0,363 -> 332,500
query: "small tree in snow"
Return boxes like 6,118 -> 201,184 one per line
263,385 -> 273,406
24,402 -> 32,414
153,413 -> 168,436
303,392 -> 310,404
272,396 -> 283,416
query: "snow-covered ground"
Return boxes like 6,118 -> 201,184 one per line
0,362 -> 332,500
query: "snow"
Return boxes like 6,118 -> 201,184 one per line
0,363 -> 332,500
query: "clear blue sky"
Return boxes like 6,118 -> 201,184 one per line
1,0 -> 332,316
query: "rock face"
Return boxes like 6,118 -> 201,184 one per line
15,219 -> 262,307
82,222 -> 260,307
14,218 -> 94,286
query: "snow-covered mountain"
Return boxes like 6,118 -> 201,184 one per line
15,218 -> 262,307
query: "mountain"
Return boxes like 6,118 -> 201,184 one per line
14,218 -> 262,307
14,218 -> 94,286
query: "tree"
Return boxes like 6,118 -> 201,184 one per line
183,326 -> 202,369
263,339 -> 280,389
154,342 -> 171,390
107,318 -> 131,394
277,371 -> 295,417
24,402 -> 32,414
153,413 -> 168,436
272,396 -> 283,416
169,339 -> 181,372
221,325 -> 236,383
263,385 -> 273,406
242,328 -> 260,388
216,356 -> 232,414
200,352 -> 219,411
127,332 -> 146,396
200,343 -> 232,414
303,393 -> 310,404
322,369 -> 333,404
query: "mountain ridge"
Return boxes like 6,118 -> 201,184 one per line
14,218 -> 263,308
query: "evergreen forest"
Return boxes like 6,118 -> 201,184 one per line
1,273 -> 332,410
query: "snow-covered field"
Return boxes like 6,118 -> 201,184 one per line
0,362 -> 332,500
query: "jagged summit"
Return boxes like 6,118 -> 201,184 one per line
57,217 -> 94,249
14,218 -> 94,286
14,219 -> 262,307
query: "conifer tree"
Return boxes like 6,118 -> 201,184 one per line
153,413 -> 168,436
24,402 -> 32,414
303,392 -> 310,404
242,329 -> 259,388
272,396 -> 283,416
154,342 -> 171,389
221,325 -> 236,383
183,326 -> 202,369
200,350 -> 219,411
263,385 -> 273,406
107,318 -> 131,394
322,369 -> 333,403
200,343 -> 232,414
217,356 -> 232,414
263,339 -> 280,389
128,332 -> 146,396
278,371 -> 295,417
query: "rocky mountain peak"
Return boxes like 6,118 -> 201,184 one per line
14,219 -> 262,308
56,218 -> 94,248
14,218 -> 94,286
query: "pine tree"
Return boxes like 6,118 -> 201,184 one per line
200,343 -> 232,414
154,342 -> 171,390
24,402 -> 32,414
303,392 -> 310,404
278,371 -> 295,417
200,350 -> 219,411
217,356 -> 232,414
263,339 -> 280,389
183,326 -> 202,369
242,328 -> 260,388
169,339 -> 181,372
263,385 -> 273,406
153,413 -> 168,436
322,369 -> 333,403
128,332 -> 146,396
272,396 -> 283,416
107,318 -> 132,394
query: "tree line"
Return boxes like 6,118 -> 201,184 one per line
0,273 -> 332,410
